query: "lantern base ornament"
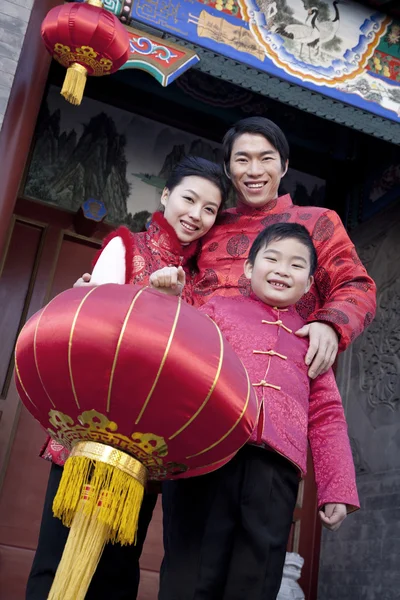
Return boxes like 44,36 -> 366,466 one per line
61,63 -> 88,106
49,441 -> 148,600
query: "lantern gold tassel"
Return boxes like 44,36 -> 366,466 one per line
61,63 -> 88,106
49,441 -> 148,600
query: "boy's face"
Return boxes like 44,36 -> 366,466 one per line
244,237 -> 313,308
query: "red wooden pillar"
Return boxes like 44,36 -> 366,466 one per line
0,0 -> 62,260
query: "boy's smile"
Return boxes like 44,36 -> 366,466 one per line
244,237 -> 313,308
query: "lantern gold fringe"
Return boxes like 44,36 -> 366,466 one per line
61,63 -> 88,106
49,441 -> 148,600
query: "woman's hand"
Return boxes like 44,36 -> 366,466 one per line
73,273 -> 93,288
149,266 -> 186,296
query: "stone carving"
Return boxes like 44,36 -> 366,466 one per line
353,224 -> 400,428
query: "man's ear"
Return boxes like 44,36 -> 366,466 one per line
305,275 -> 314,294
223,163 -> 231,180
244,259 -> 253,280
282,160 -> 289,178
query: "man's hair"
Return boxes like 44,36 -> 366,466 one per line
165,156 -> 229,212
223,117 -> 290,173
247,223 -> 318,275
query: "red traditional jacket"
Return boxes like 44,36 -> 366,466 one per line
200,294 -> 359,511
41,212 -> 199,466
194,194 -> 376,352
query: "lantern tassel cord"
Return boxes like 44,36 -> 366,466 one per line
49,442 -> 147,599
61,63 -> 88,106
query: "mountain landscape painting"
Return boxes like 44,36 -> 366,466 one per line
23,85 -> 223,228
24,85 -> 326,227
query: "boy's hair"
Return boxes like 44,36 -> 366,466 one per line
248,223 -> 318,276
223,117 -> 290,173
165,156 -> 229,212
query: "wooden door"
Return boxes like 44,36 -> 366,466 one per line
0,198 -> 163,599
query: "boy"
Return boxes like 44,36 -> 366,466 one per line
152,223 -> 359,600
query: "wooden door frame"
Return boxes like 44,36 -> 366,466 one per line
0,0 -> 63,260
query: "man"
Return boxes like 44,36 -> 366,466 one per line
194,117 -> 376,377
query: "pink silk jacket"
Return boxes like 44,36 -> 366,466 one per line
200,294 -> 360,511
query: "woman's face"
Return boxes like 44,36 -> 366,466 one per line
228,133 -> 287,208
161,175 -> 222,243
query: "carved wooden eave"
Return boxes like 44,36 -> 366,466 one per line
101,1 -> 400,145
121,25 -> 199,87
167,36 -> 400,146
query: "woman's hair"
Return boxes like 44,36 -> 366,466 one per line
223,117 -> 290,173
247,223 -> 318,275
165,156 -> 229,211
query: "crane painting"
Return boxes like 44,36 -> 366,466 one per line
238,0 -> 390,86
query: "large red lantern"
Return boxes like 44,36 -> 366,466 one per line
15,284 -> 258,599
41,1 -> 130,105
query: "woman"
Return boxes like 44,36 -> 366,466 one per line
26,155 -> 228,600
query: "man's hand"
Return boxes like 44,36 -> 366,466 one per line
73,273 -> 93,288
295,322 -> 339,379
149,266 -> 185,296
319,503 -> 347,531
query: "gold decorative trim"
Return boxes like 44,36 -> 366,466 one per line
14,341 -> 37,409
186,366 -> 251,459
169,317 -> 223,440
106,287 -> 146,412
68,286 -> 99,409
135,297 -> 182,425
34,304 -> 57,408
86,0 -> 104,7
71,440 -> 148,486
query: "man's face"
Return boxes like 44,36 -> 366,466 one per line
228,133 -> 287,208
244,237 -> 313,308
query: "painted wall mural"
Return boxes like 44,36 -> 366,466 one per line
104,0 -> 400,122
23,84 -> 326,226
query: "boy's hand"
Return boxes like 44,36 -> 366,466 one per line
295,322 -> 338,379
319,503 -> 347,531
149,266 -> 185,296
73,273 -> 93,288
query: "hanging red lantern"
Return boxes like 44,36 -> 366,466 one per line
15,284 -> 258,599
41,0 -> 130,106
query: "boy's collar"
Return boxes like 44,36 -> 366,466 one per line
248,291 -> 293,313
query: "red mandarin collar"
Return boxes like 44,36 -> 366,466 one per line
235,193 -> 293,216
149,211 -> 200,262
247,291 -> 297,317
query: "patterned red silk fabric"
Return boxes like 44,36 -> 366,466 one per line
41,213 -> 200,465
200,294 -> 360,511
194,194 -> 376,351
18,285 -> 258,480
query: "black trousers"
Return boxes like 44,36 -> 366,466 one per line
26,463 -> 158,600
159,445 -> 299,600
